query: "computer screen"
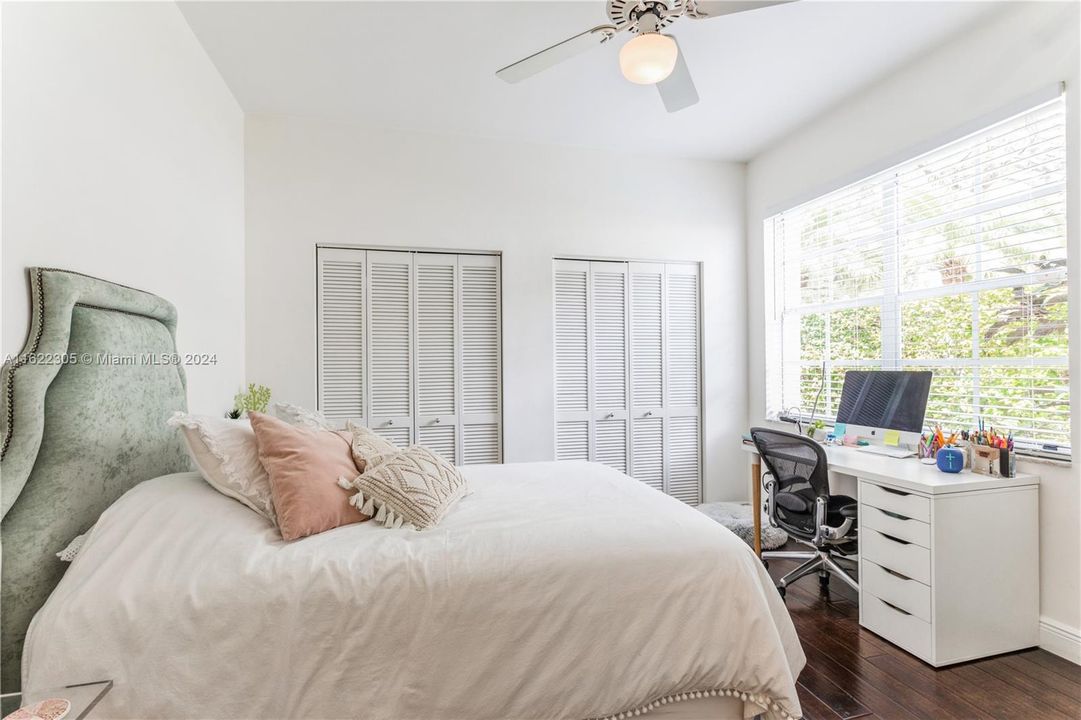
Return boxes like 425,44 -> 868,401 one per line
835,370 -> 933,434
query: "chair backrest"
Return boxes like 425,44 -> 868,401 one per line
750,427 -> 830,535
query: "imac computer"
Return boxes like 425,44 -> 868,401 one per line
835,370 -> 932,458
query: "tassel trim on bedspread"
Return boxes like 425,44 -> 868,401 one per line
337,477 -> 416,530
588,687 -> 800,720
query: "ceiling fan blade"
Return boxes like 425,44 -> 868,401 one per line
687,0 -> 797,20
496,25 -> 620,83
657,39 -> 698,113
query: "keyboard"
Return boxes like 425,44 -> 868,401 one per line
857,444 -> 915,459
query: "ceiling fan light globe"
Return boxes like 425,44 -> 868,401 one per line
619,32 -> 678,85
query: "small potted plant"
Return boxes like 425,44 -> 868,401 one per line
806,419 -> 826,441
227,383 -> 271,419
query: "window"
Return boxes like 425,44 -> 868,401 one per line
765,98 -> 1069,458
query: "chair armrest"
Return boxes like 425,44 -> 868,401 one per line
838,503 -> 858,519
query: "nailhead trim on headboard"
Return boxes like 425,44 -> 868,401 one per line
2,269 -> 46,461
36,267 -> 155,295
1,269 -> 157,460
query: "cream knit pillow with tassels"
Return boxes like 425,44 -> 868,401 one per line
338,445 -> 468,530
346,421 -> 400,473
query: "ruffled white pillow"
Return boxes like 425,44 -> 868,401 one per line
168,412 -> 276,521
270,402 -> 334,431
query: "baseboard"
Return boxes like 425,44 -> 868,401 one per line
1040,617 -> 1081,665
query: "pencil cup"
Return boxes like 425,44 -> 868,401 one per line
999,449 -> 1016,478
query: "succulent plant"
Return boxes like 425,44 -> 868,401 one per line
232,383 -> 272,416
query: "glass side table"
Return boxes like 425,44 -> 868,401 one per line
1,681 -> 112,720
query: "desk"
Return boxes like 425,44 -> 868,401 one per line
742,440 -> 1040,666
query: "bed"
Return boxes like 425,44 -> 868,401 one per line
1,268 -> 804,720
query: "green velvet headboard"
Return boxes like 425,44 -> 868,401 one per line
0,268 -> 191,691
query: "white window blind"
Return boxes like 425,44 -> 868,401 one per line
765,97 -> 1070,457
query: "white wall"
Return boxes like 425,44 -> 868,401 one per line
1,1 -> 245,414
245,115 -> 745,501
746,1 -> 1081,660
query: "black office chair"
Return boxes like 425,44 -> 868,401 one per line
750,427 -> 859,598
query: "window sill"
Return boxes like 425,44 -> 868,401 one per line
1015,452 -> 1072,468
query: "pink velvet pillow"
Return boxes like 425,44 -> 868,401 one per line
249,412 -> 368,540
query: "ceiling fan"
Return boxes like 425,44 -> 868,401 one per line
496,1 -> 796,113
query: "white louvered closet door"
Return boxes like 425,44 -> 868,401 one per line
414,253 -> 458,463
319,248 -> 501,465
317,248 -> 366,427
366,251 -> 414,446
554,260 -> 591,460
664,263 -> 701,504
590,262 -> 630,474
553,259 -> 700,504
629,263 -> 665,492
458,254 -> 502,465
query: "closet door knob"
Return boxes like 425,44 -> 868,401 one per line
605,412 -> 614,419
435,418 -> 441,424
387,420 -> 394,426
645,411 -> 653,417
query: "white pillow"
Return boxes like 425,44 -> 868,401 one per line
270,402 -> 334,431
167,412 -> 276,521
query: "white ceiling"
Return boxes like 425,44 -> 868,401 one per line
179,1 -> 1002,161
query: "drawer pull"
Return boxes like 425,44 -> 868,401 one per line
880,509 -> 911,521
880,599 -> 912,616
878,531 -> 911,546
879,486 -> 910,497
882,566 -> 913,581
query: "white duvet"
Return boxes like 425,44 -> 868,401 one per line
24,462 -> 804,720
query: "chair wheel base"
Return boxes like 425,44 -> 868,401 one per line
819,573 -> 830,588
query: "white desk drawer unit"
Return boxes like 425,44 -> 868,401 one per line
742,443 -> 1042,667
857,476 -> 1039,667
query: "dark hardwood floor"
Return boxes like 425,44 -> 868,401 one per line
764,547 -> 1081,720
